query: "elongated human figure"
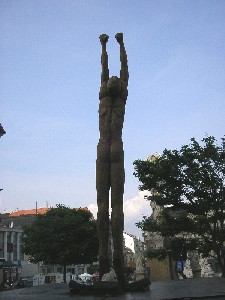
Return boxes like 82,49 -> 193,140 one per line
96,33 -> 128,286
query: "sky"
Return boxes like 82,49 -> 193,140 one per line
1,0 -> 225,238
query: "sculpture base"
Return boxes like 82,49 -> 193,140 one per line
124,278 -> 151,292
69,278 -> 151,295
135,273 -> 145,281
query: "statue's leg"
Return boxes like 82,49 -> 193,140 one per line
96,143 -> 111,279
111,143 -> 126,287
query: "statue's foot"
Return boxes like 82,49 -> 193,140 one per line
99,34 -> 109,44
115,33 -> 123,44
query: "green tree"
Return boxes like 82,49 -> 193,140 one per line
133,136 -> 225,276
23,204 -> 98,283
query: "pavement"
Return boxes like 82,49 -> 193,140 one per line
1,277 -> 225,300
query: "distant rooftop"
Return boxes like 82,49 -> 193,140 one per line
9,207 -> 89,217
10,208 -> 49,216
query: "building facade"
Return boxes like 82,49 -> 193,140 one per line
0,209 -> 48,282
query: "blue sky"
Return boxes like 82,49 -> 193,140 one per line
1,0 -> 225,237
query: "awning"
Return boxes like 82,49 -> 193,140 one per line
0,261 -> 21,269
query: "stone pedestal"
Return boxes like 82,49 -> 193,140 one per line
192,269 -> 201,278
135,273 -> 145,281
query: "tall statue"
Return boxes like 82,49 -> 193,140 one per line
96,33 -> 129,286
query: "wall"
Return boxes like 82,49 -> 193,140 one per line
147,257 -> 171,282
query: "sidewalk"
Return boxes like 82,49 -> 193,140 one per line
1,277 -> 225,299
150,277 -> 225,299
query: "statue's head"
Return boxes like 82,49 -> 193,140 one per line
107,76 -> 121,97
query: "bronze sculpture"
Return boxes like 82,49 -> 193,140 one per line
96,33 -> 129,286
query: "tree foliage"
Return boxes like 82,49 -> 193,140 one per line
134,136 -> 225,273
23,204 -> 98,273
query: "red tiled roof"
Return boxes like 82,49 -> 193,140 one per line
10,208 -> 49,216
10,207 -> 90,217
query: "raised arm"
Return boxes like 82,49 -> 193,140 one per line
99,34 -> 109,83
115,33 -> 129,86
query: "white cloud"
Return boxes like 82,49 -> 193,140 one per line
124,191 -> 152,220
88,191 -> 151,220
88,203 -> 98,219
